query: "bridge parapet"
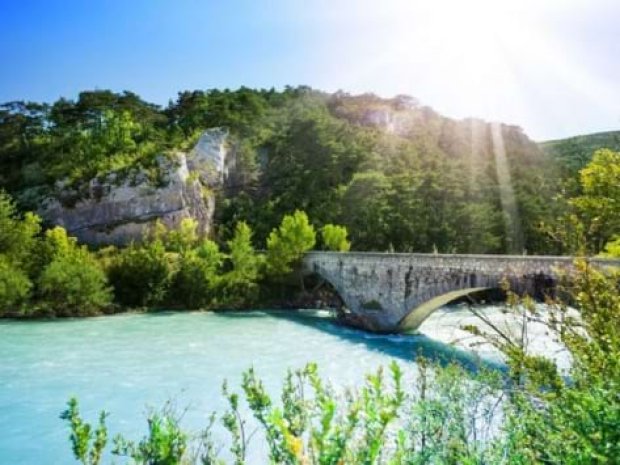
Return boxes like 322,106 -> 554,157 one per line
302,252 -> 620,333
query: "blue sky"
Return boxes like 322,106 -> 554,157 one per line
1,0 -> 618,140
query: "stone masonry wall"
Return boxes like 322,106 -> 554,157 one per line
303,252 -> 620,333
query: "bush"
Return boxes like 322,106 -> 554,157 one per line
171,240 -> 223,309
0,191 -> 41,274
162,218 -> 199,253
113,408 -> 187,465
266,210 -> 316,276
37,228 -> 111,316
107,240 -> 173,307
0,256 -> 32,315
219,222 -> 264,307
602,236 -> 620,257
63,361 -> 504,465
320,224 -> 351,252
38,253 -> 112,316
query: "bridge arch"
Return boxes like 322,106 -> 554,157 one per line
397,287 -> 491,332
395,271 -> 555,332
302,252 -> 619,333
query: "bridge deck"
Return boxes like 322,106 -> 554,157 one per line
302,252 -> 620,332
305,251 -> 620,264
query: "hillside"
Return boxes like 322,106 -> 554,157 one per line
0,87 -> 559,254
540,130 -> 620,173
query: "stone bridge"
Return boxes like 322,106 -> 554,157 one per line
302,252 -> 620,333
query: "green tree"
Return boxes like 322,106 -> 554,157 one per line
570,149 -> 620,253
266,210 -> 316,276
220,222 -> 264,306
38,227 -> 112,316
108,240 -> 173,307
0,256 -> 32,314
601,236 -> 620,257
0,191 -> 39,314
320,224 -> 351,252
340,172 -> 392,251
163,218 -> 199,253
0,191 -> 41,273
171,239 -> 223,309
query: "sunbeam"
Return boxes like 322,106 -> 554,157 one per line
306,0 -> 617,139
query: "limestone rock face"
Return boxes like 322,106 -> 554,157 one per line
357,107 -> 415,136
38,128 -> 229,245
188,128 -> 230,185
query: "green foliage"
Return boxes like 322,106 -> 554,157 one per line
541,130 -> 620,175
163,218 -> 199,253
38,254 -> 111,317
112,407 -> 188,465
0,256 -> 32,313
221,381 -> 248,465
108,240 -> 173,307
601,236 -> 620,257
0,193 -> 112,317
0,190 -> 41,273
392,359 -> 503,464
0,91 -> 169,197
171,240 -> 223,309
223,362 -> 406,464
266,210 -> 316,276
340,171 -> 393,250
550,149 -> 620,254
60,398 -> 108,465
461,260 -> 620,464
219,222 -> 264,306
320,224 -> 351,252
212,91 -> 552,255
569,149 -> 620,253
37,227 -> 112,316
64,360 -> 508,464
0,87 -> 582,256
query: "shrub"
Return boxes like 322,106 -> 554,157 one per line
0,255 -> 32,315
321,224 -> 351,252
219,222 -> 264,307
35,227 -> 112,316
601,236 -> 620,257
107,240 -> 173,308
64,361 -> 505,465
60,398 -> 108,465
171,240 -> 223,309
113,409 -> 187,465
266,210 -> 316,276
163,218 -> 199,253
0,191 -> 41,274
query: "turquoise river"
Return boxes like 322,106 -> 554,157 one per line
0,306 -> 562,464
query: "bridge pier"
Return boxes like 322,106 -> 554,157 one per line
302,252 -> 619,333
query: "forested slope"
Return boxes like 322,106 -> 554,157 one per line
541,130 -> 620,174
0,86 -> 598,255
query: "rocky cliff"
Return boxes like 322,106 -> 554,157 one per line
38,128 -> 230,245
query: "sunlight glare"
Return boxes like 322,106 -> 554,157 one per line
318,0 -> 612,138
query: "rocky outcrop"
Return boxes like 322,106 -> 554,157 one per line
188,128 -> 231,185
38,128 -> 230,245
